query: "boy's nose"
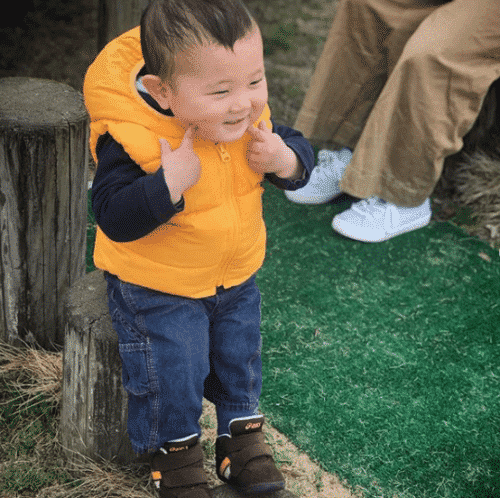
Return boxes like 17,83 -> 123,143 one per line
230,94 -> 252,113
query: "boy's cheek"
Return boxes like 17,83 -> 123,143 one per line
250,101 -> 267,126
253,86 -> 268,122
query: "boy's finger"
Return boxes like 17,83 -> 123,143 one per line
246,124 -> 258,137
246,123 -> 266,142
258,120 -> 271,133
255,120 -> 272,137
159,138 -> 173,154
248,142 -> 264,156
181,125 -> 197,148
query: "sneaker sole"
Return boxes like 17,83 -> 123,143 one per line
285,190 -> 342,205
332,216 -> 431,243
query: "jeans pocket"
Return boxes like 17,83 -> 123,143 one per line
118,342 -> 151,397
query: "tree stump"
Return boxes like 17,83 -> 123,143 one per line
98,0 -> 149,50
61,269 -> 135,465
0,77 -> 88,349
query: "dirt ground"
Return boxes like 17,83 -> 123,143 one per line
1,0 -> 498,497
200,399 -> 358,497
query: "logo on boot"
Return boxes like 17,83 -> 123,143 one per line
245,422 -> 262,430
169,445 -> 189,452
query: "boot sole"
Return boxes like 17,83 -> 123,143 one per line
228,479 -> 285,495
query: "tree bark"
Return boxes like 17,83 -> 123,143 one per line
61,269 -> 135,465
0,77 -> 88,348
98,0 -> 149,50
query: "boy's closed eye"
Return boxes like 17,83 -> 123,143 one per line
210,78 -> 264,96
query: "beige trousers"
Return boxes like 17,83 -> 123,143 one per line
295,0 -> 500,206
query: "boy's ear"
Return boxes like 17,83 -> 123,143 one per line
141,75 -> 172,110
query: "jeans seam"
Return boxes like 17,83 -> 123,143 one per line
114,278 -> 161,453
247,335 -> 262,406
135,310 -> 161,453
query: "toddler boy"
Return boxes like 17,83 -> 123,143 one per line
84,0 -> 314,496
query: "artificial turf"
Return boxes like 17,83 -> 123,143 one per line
257,183 -> 500,498
86,183 -> 500,497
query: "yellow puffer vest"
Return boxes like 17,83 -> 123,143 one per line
84,26 -> 270,298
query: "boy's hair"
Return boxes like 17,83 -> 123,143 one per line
140,0 -> 256,82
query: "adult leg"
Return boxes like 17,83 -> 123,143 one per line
340,0 -> 500,207
286,0 -> 442,205
294,0 -> 440,149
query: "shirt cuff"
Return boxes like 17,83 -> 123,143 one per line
144,168 -> 185,222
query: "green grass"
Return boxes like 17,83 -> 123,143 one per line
263,21 -> 298,55
0,378 -> 73,494
256,184 -> 500,497
85,183 -> 500,497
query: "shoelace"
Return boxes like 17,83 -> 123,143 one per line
351,197 -> 386,217
351,197 -> 399,230
310,162 -> 333,181
311,155 -> 341,183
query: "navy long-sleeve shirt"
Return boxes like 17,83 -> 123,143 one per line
92,91 -> 314,243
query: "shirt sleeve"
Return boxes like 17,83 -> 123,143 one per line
264,120 -> 315,191
92,132 -> 184,242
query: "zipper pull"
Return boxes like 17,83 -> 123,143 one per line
218,144 -> 231,162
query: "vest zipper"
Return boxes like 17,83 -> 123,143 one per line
216,144 -> 240,288
217,144 -> 231,163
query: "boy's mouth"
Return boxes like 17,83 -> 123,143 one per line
223,116 -> 247,125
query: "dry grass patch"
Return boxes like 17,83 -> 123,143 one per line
454,150 -> 500,246
0,342 -> 62,408
0,342 -> 355,497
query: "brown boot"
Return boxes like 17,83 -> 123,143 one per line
151,435 -> 212,498
215,416 -> 285,495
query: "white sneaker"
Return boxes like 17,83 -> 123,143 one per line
285,148 -> 352,204
332,197 -> 432,242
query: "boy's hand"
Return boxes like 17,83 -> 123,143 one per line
159,126 -> 201,204
246,121 -> 303,180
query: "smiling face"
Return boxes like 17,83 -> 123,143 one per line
145,25 -> 268,143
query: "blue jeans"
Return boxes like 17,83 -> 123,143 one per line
104,273 -> 263,455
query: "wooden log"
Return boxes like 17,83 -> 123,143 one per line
98,0 -> 149,50
0,77 -> 88,349
61,269 -> 135,465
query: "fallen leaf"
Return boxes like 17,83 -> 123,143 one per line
478,252 -> 491,262
486,224 -> 499,239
